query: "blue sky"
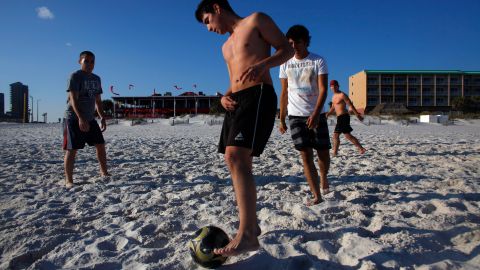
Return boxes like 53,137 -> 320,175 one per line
1,0 -> 479,121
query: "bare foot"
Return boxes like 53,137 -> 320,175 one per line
332,151 -> 337,157
306,197 -> 322,206
214,232 -> 259,256
65,181 -> 74,188
232,224 -> 261,239
321,188 -> 330,195
359,148 -> 366,154
101,172 -> 111,177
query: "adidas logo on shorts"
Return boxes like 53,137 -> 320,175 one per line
234,132 -> 244,141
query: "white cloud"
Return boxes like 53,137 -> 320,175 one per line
36,7 -> 54,20
66,42 -> 72,47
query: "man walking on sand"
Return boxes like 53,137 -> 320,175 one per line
195,0 -> 293,256
279,25 -> 330,206
326,80 -> 366,156
63,51 -> 110,188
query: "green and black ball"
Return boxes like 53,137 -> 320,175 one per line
188,226 -> 230,269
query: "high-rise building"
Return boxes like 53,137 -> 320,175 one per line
0,92 -> 4,116
10,82 -> 29,123
349,70 -> 480,113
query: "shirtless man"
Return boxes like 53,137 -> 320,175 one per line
326,80 -> 366,156
195,0 -> 293,256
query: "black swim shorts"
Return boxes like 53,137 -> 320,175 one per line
334,113 -> 353,134
218,83 -> 277,157
289,113 -> 331,151
63,118 -> 105,150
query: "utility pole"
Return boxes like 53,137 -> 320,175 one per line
37,99 -> 40,122
29,95 -> 33,122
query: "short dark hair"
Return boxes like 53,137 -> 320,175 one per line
286,25 -> 311,47
79,51 -> 95,59
195,0 -> 234,23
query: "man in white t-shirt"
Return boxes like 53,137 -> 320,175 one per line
279,25 -> 330,206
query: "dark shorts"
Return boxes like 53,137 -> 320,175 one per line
289,113 -> 331,151
63,118 -> 105,150
334,113 -> 353,134
218,83 -> 277,157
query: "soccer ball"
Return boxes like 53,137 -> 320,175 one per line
188,226 -> 230,269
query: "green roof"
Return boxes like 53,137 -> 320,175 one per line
363,70 -> 480,75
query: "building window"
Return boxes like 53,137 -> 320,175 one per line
408,97 -> 417,105
436,77 -> 447,85
395,87 -> 406,95
450,77 -> 460,84
423,87 -> 432,95
367,77 -> 378,85
423,97 -> 433,105
436,98 -> 446,105
396,97 -> 407,104
395,76 -> 406,84
408,77 -> 419,84
383,96 -> 393,103
422,77 -> 433,84
450,87 -> 460,96
367,87 -> 378,95
382,77 -> 393,84
436,87 -> 447,95
367,97 -> 378,106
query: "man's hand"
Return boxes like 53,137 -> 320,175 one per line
306,112 -> 319,129
221,96 -> 237,111
279,121 -> 288,134
100,117 -> 107,132
79,117 -> 90,132
239,63 -> 267,83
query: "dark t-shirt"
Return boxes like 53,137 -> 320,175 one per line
65,70 -> 103,121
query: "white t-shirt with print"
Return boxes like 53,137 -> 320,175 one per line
279,53 -> 328,116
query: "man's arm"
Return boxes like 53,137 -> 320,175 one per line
69,91 -> 90,132
306,74 -> 328,129
325,104 -> 335,118
240,12 -> 294,83
221,64 -> 237,111
95,94 -> 107,131
279,78 -> 288,134
343,94 -> 363,121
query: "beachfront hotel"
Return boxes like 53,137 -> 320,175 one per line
9,82 -> 30,123
349,70 -> 480,113
112,91 -> 222,118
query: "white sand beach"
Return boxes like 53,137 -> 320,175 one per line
0,116 -> 479,270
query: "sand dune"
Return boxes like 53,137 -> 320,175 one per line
0,116 -> 479,269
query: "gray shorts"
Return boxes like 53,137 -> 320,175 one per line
289,113 -> 331,151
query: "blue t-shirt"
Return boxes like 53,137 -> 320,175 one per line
65,70 -> 103,121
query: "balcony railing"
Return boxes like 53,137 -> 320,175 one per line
450,91 -> 461,96
436,91 -> 448,96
